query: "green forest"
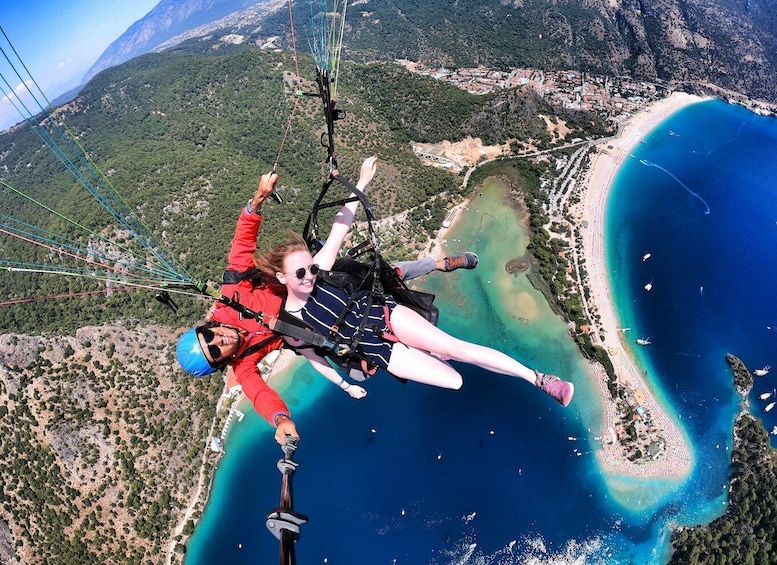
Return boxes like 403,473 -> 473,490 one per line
669,413 -> 777,564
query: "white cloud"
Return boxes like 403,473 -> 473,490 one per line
16,80 -> 34,95
0,80 -> 36,130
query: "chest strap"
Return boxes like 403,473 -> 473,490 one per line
271,305 -> 351,357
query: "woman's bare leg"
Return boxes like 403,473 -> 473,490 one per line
387,305 -> 574,406
386,343 -> 463,389
388,305 -> 537,382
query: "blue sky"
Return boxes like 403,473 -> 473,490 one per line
1,0 -> 160,131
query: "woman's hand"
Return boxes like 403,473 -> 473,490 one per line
356,155 -> 377,190
346,384 -> 367,399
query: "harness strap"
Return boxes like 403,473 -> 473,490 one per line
360,359 -> 379,376
235,334 -> 282,361
271,317 -> 350,356
302,174 -> 376,251
274,296 -> 352,356
381,304 -> 400,342
222,268 -> 263,286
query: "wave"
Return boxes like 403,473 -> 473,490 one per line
639,160 -> 711,214
433,532 -> 611,565
703,116 -> 753,157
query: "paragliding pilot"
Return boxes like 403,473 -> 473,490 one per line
176,171 -> 299,445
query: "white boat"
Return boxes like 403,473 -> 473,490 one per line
759,391 -> 774,401
644,281 -> 653,291
636,338 -> 651,346
764,401 -> 776,413
771,426 -> 777,436
642,253 -> 651,261
754,365 -> 771,377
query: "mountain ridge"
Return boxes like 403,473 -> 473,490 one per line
83,0 -> 285,84
88,0 -> 777,105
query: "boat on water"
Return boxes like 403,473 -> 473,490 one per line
642,253 -> 651,261
759,391 -> 774,401
772,426 -> 777,436
754,365 -> 772,377
764,401 -> 776,413
636,338 -> 651,346
644,281 -> 653,291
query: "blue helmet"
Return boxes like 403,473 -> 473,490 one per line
176,328 -> 216,377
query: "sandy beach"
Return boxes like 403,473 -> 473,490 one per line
578,92 -> 708,479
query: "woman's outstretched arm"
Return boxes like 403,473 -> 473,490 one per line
296,345 -> 368,399
313,155 -> 377,270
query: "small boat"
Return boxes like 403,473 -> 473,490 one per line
764,402 -> 776,413
771,426 -> 777,436
759,391 -> 774,401
644,281 -> 653,291
754,365 -> 771,377
642,253 -> 651,261
636,338 -> 651,346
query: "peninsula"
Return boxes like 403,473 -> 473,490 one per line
570,93 -> 702,478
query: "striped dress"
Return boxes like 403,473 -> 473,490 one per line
298,280 -> 398,370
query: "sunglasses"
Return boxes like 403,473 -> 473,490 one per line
293,264 -> 320,280
197,327 -> 225,362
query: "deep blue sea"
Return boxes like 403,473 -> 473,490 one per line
184,99 -> 777,564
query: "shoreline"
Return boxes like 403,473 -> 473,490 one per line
578,92 -> 707,479
435,92 -> 704,480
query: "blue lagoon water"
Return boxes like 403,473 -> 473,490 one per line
185,99 -> 777,564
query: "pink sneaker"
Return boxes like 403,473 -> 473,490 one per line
535,371 -> 574,407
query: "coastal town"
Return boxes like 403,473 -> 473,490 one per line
398,59 -> 662,117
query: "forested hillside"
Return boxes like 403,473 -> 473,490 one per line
253,0 -> 777,104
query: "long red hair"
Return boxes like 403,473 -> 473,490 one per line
254,232 -> 310,293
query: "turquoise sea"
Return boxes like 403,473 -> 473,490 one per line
184,99 -> 777,564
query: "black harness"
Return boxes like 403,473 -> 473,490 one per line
271,245 -> 438,381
